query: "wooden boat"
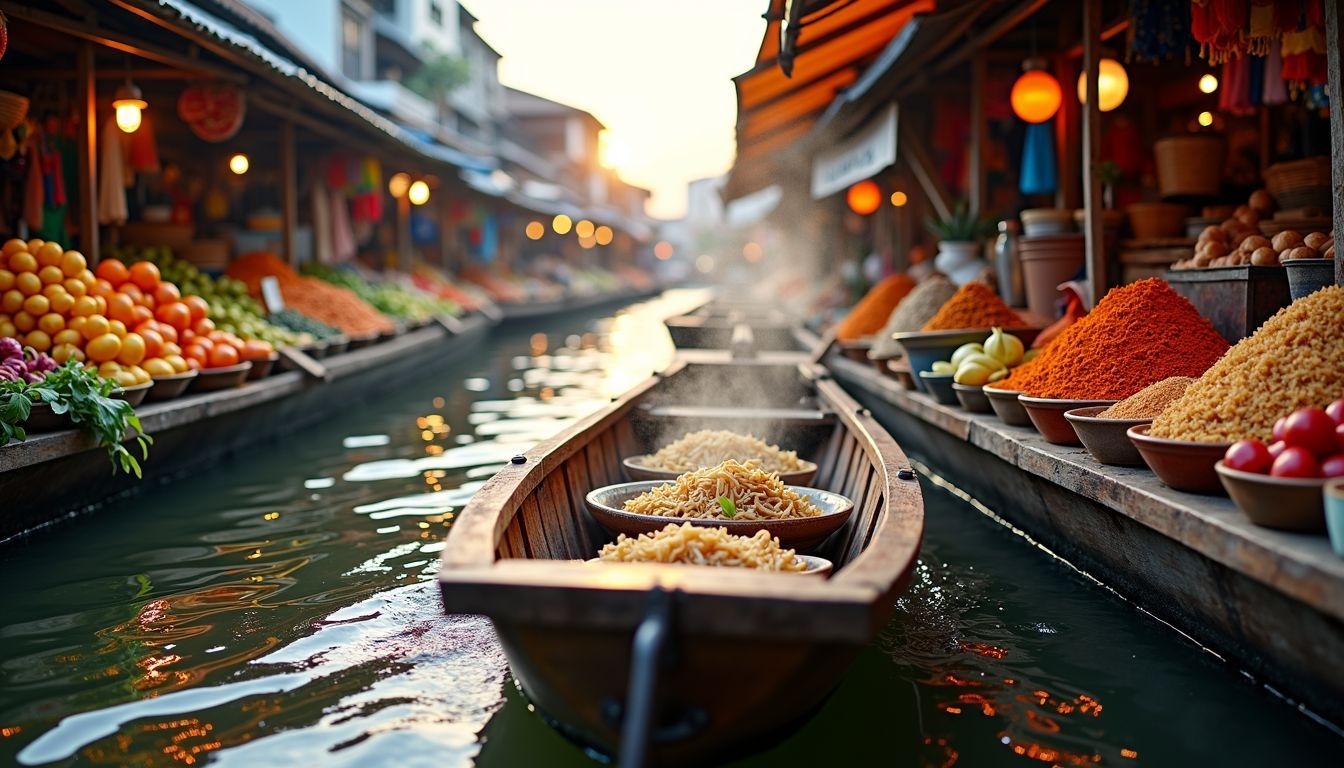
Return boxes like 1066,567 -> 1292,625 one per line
663,303 -> 800,351
438,354 -> 923,766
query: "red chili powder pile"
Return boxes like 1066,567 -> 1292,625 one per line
921,282 -> 1025,331
836,274 -> 916,341
996,278 -> 1229,400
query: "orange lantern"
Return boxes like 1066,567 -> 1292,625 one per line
1011,69 -> 1062,124
846,180 -> 881,215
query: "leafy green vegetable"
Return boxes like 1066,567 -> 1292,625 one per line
0,381 -> 32,444
23,361 -> 153,477
717,496 -> 737,518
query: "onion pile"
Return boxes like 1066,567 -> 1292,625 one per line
0,337 -> 56,383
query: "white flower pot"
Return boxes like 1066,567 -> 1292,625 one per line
935,241 -> 986,285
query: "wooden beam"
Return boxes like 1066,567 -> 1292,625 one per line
76,42 -> 99,260
969,50 -> 987,216
0,68 -> 231,80
279,121 -> 297,266
1326,0 -> 1344,286
1081,0 -> 1105,304
900,121 -> 952,221
1063,18 -> 1131,58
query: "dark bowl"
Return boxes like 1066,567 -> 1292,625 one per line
836,338 -> 873,363
952,383 -> 992,414
584,481 -> 854,552
1020,396 -> 1118,446
891,326 -> 1042,394
621,456 -> 818,486
1064,406 -> 1151,466
1284,258 -> 1335,301
347,332 -> 379,350
1127,424 -> 1230,495
325,335 -> 350,355
189,362 -> 253,393
300,340 -> 329,359
983,386 -> 1033,427
22,401 -> 70,432
918,371 -> 959,406
1215,461 -> 1327,532
245,353 -> 279,380
113,381 -> 153,408
147,370 -> 199,402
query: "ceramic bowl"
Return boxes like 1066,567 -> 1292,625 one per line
348,333 -> 379,350
983,386 -> 1033,427
147,370 -> 199,402
1127,424 -> 1230,495
189,362 -> 253,393
1019,396 -> 1118,446
587,554 -> 833,577
952,383 -> 992,414
246,353 -> 280,380
22,401 -> 69,432
1215,462 -> 1327,532
1324,480 -> 1344,557
113,381 -> 153,408
884,360 -> 915,391
918,371 -> 959,405
584,481 -> 854,552
889,329 -> 989,394
325,336 -> 350,355
1064,407 -> 1150,466
621,456 -> 818,486
836,338 -> 872,363
300,340 -> 329,359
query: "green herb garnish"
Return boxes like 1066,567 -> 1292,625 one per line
717,496 -> 737,518
23,361 -> 153,477
0,381 -> 33,444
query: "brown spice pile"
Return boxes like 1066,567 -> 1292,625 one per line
870,276 -> 957,358
1098,377 -> 1195,419
1151,286 -> 1344,442
921,282 -> 1025,331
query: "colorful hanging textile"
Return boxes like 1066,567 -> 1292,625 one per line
1019,122 -> 1057,196
97,116 -> 128,225
1128,0 -> 1193,62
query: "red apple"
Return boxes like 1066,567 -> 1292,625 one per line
1271,446 -> 1320,478
1224,440 -> 1273,474
1321,455 -> 1344,478
1282,408 -> 1337,457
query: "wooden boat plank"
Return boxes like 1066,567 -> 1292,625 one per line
560,458 -> 599,556
517,497 -> 555,558
638,405 -> 832,423
537,472 -> 581,559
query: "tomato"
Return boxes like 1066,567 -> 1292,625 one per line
21,294 -> 49,316
1282,408 -> 1337,457
37,313 -> 64,336
129,261 -> 161,291
132,305 -> 154,327
143,357 -> 175,377
139,327 -> 164,358
1328,399 -> 1344,426
25,239 -> 44,255
35,242 -> 62,268
85,333 -> 122,363
70,296 -> 97,318
89,279 -> 116,300
117,332 -> 147,365
1224,440 -> 1273,474
1268,440 -> 1288,460
192,318 -> 216,336
156,301 -> 192,332
8,252 -> 36,274
60,250 -> 87,278
66,316 -> 88,335
1338,424 -> 1344,454
157,322 -> 178,344
81,314 -> 111,340
1322,455 -> 1344,479
92,296 -> 107,315
153,282 -> 181,305
161,341 -> 182,357
191,336 -> 215,352
23,330 -> 51,353
97,361 -> 122,377
185,356 -> 202,372
1272,416 -> 1288,442
241,340 -> 274,361
112,370 -> 139,389
95,258 -> 130,286
164,354 -> 189,373
208,343 -> 240,368
0,320 -> 14,338
1271,446 -> 1320,478
183,344 -> 209,367
183,295 -> 210,323
117,283 -> 144,305
77,269 -> 96,289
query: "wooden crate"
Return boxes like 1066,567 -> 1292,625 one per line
1164,266 -> 1290,342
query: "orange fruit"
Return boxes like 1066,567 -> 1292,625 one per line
161,341 -> 182,357
96,361 -> 122,377
157,322 -> 178,344
163,354 -> 188,373
192,318 -> 216,336
183,295 -> 210,322
132,305 -> 153,326
142,357 -> 174,377
53,329 -> 82,347
0,320 -> 14,338
21,294 -> 49,316
62,278 -> 87,298
38,266 -> 64,286
59,250 -> 87,277
118,283 -> 144,305
139,327 -> 164,358
92,296 -> 107,315
35,242 -> 63,268
207,343 -> 240,368
12,311 -> 35,333
108,319 -> 128,337
153,282 -> 181,305
37,313 -> 64,336
127,365 -> 150,385
72,296 -> 99,317
85,333 -> 122,363
2,238 -> 27,256
0,269 -> 13,291
90,279 -> 115,300
81,314 -> 111,340
51,343 -> 84,364
129,261 -> 160,291
117,332 -> 147,365
44,287 -> 74,315
2,289 -> 23,313
24,239 -> 44,255
107,293 -> 137,325
15,272 -> 42,296
94,259 -> 130,286
7,252 -> 36,274
77,269 -> 96,288
240,339 -> 274,361
24,330 -> 51,353
156,302 -> 192,332
67,316 -> 88,335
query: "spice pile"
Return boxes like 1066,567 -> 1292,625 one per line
869,276 -> 957,358
835,275 -> 915,341
921,282 -> 1024,332
1151,286 -> 1344,443
1097,377 -> 1195,419
996,279 -> 1228,400
227,252 -> 395,335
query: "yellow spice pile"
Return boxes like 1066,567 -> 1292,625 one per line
1151,286 -> 1344,442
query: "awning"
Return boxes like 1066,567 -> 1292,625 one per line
724,0 -> 934,201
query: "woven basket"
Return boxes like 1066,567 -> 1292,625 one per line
1264,157 -> 1331,211
0,91 -> 29,132
1154,135 -> 1225,199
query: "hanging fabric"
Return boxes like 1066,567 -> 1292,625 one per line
310,181 -> 332,264
1128,0 -> 1193,62
1019,121 -> 1057,196
330,188 -> 356,263
1261,38 -> 1288,104
98,116 -> 128,225
23,142 -> 42,229
127,111 -> 159,172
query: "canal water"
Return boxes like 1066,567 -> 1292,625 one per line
1,291 -> 1339,766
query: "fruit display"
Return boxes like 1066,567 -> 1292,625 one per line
930,327 -> 1039,387
408,261 -> 485,311
1223,402 -> 1344,479
108,245 -> 312,347
301,262 -> 461,321
267,308 -> 344,341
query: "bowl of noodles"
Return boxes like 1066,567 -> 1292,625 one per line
586,460 -> 853,551
589,523 -> 832,576
623,430 -> 818,485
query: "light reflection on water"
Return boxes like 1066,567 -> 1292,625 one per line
1,287 -> 1341,766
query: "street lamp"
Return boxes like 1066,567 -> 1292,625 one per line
112,81 -> 147,133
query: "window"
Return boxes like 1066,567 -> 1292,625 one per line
429,2 -> 443,26
341,9 -> 364,79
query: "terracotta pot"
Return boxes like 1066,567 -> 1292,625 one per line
1018,234 -> 1084,318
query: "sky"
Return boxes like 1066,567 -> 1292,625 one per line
461,0 -> 766,220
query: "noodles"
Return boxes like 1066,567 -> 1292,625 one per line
598,522 -> 808,572
639,430 -> 806,473
623,460 -> 821,520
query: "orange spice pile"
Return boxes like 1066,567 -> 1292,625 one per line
921,282 -> 1025,331
836,274 -> 915,341
226,252 -> 393,335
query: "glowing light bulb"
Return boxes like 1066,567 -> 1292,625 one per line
228,153 -> 249,175
1076,58 -> 1129,112
552,214 -> 572,235
388,172 -> 411,198
1199,74 -> 1218,94
594,225 -> 613,245
1197,111 -> 1214,127
575,219 -> 595,238
407,180 -> 430,205
653,241 -> 673,260
890,190 -> 908,207
525,221 -> 545,240
112,82 -> 146,134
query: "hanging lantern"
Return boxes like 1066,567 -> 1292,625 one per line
1011,68 -> 1062,124
846,180 -> 881,215
113,81 -> 147,133
407,180 -> 430,205
1077,58 -> 1129,112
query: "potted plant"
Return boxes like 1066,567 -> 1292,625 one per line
927,201 -> 995,284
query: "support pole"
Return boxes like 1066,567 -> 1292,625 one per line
969,51 -> 987,216
1081,0 -> 1105,305
1325,0 -> 1344,286
280,120 -> 297,266
77,42 -> 99,260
